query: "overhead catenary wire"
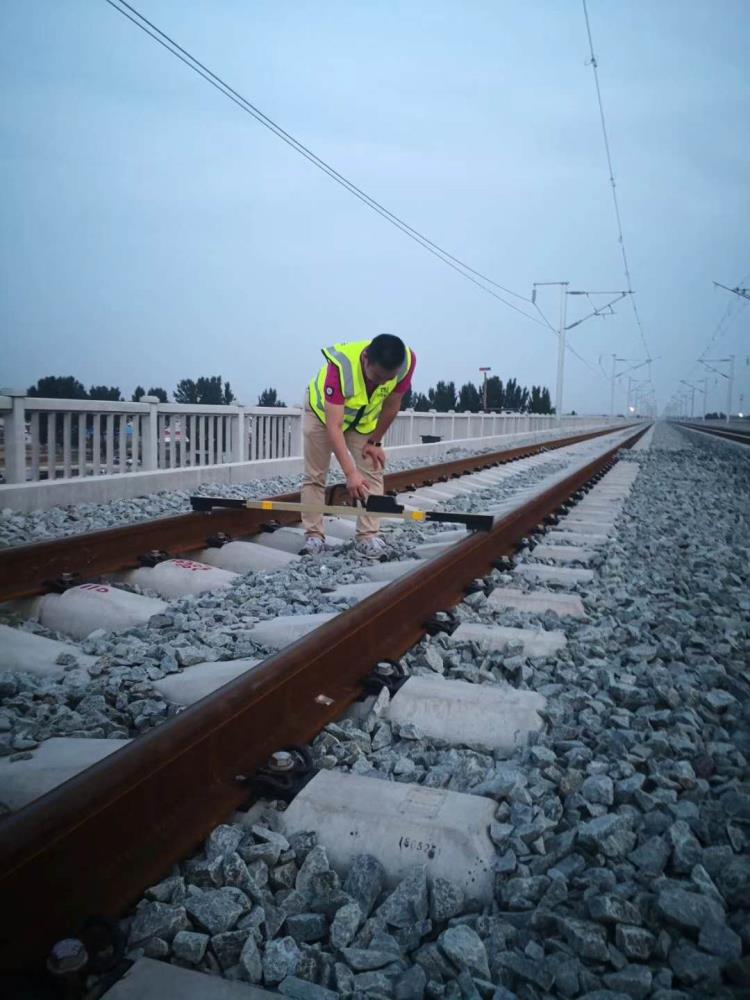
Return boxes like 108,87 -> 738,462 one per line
532,301 -> 609,382
103,0 -> 554,330
670,269 -> 749,403
581,0 -> 653,365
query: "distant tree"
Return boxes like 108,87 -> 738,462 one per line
529,385 -> 554,414
88,385 -> 123,401
133,385 -> 169,402
175,376 -> 234,405
429,381 -> 457,412
412,391 -> 431,412
27,375 -> 88,399
257,387 -> 285,407
400,388 -> 414,410
504,377 -> 523,411
458,382 -> 482,412
485,376 -> 504,411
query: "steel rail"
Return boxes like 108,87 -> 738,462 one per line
0,424 -> 646,973
0,425 -> 634,602
677,422 -> 750,446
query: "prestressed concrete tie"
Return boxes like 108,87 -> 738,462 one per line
0,738 -> 129,812
514,563 -> 595,586
100,957 -> 278,999
249,613 -> 338,650
196,540 -> 299,573
121,559 -> 238,601
361,558 -> 424,581
16,584 -> 167,641
153,658 -> 261,707
330,581 -> 389,601
530,543 -> 594,566
280,770 -> 497,900
250,526 -> 346,555
559,518 -> 616,535
548,530 -> 609,547
0,623 -> 97,677
385,674 -> 546,750
449,622 -> 566,658
487,587 -> 587,620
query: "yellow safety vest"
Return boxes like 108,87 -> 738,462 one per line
308,340 -> 412,435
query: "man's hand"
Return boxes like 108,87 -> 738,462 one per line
362,442 -> 386,470
346,469 -> 369,501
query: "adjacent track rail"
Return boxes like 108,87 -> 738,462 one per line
676,421 -> 750,447
0,425 -> 633,603
0,423 -> 647,973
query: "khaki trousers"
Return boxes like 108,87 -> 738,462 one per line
301,400 -> 383,540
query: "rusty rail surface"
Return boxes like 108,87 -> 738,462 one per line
677,422 -> 750,446
0,425 -> 633,602
0,424 -> 646,973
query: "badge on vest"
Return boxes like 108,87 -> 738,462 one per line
325,386 -> 334,397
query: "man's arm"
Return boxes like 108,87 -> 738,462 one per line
361,392 -> 402,471
324,401 -> 369,500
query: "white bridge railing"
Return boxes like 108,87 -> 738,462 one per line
0,390 -> 622,484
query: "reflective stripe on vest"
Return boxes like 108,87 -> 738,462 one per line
307,339 -> 411,434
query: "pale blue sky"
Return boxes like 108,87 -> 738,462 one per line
1,1 -> 748,414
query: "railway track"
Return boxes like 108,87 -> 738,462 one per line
675,422 -> 750,447
0,424 -> 650,993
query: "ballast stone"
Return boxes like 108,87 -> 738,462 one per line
449,622 -> 566,658
385,674 -> 545,750
152,658 -> 261,706
0,623 -> 97,677
100,957 -> 277,999
122,559 -> 238,599
487,587 -> 587,619
280,770 -> 497,900
0,736 -> 129,810
18,584 -> 167,640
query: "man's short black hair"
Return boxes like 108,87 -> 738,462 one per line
367,333 -> 406,371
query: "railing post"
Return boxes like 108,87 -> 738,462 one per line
1,389 -> 27,484
140,395 -> 159,471
233,406 -> 247,462
292,409 -> 303,457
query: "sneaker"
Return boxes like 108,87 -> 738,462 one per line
355,536 -> 389,561
299,535 -> 326,556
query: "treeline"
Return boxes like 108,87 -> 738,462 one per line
26,373 -> 551,413
402,376 -> 554,414
26,375 -> 286,407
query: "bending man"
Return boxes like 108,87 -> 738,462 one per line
302,334 -> 416,559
